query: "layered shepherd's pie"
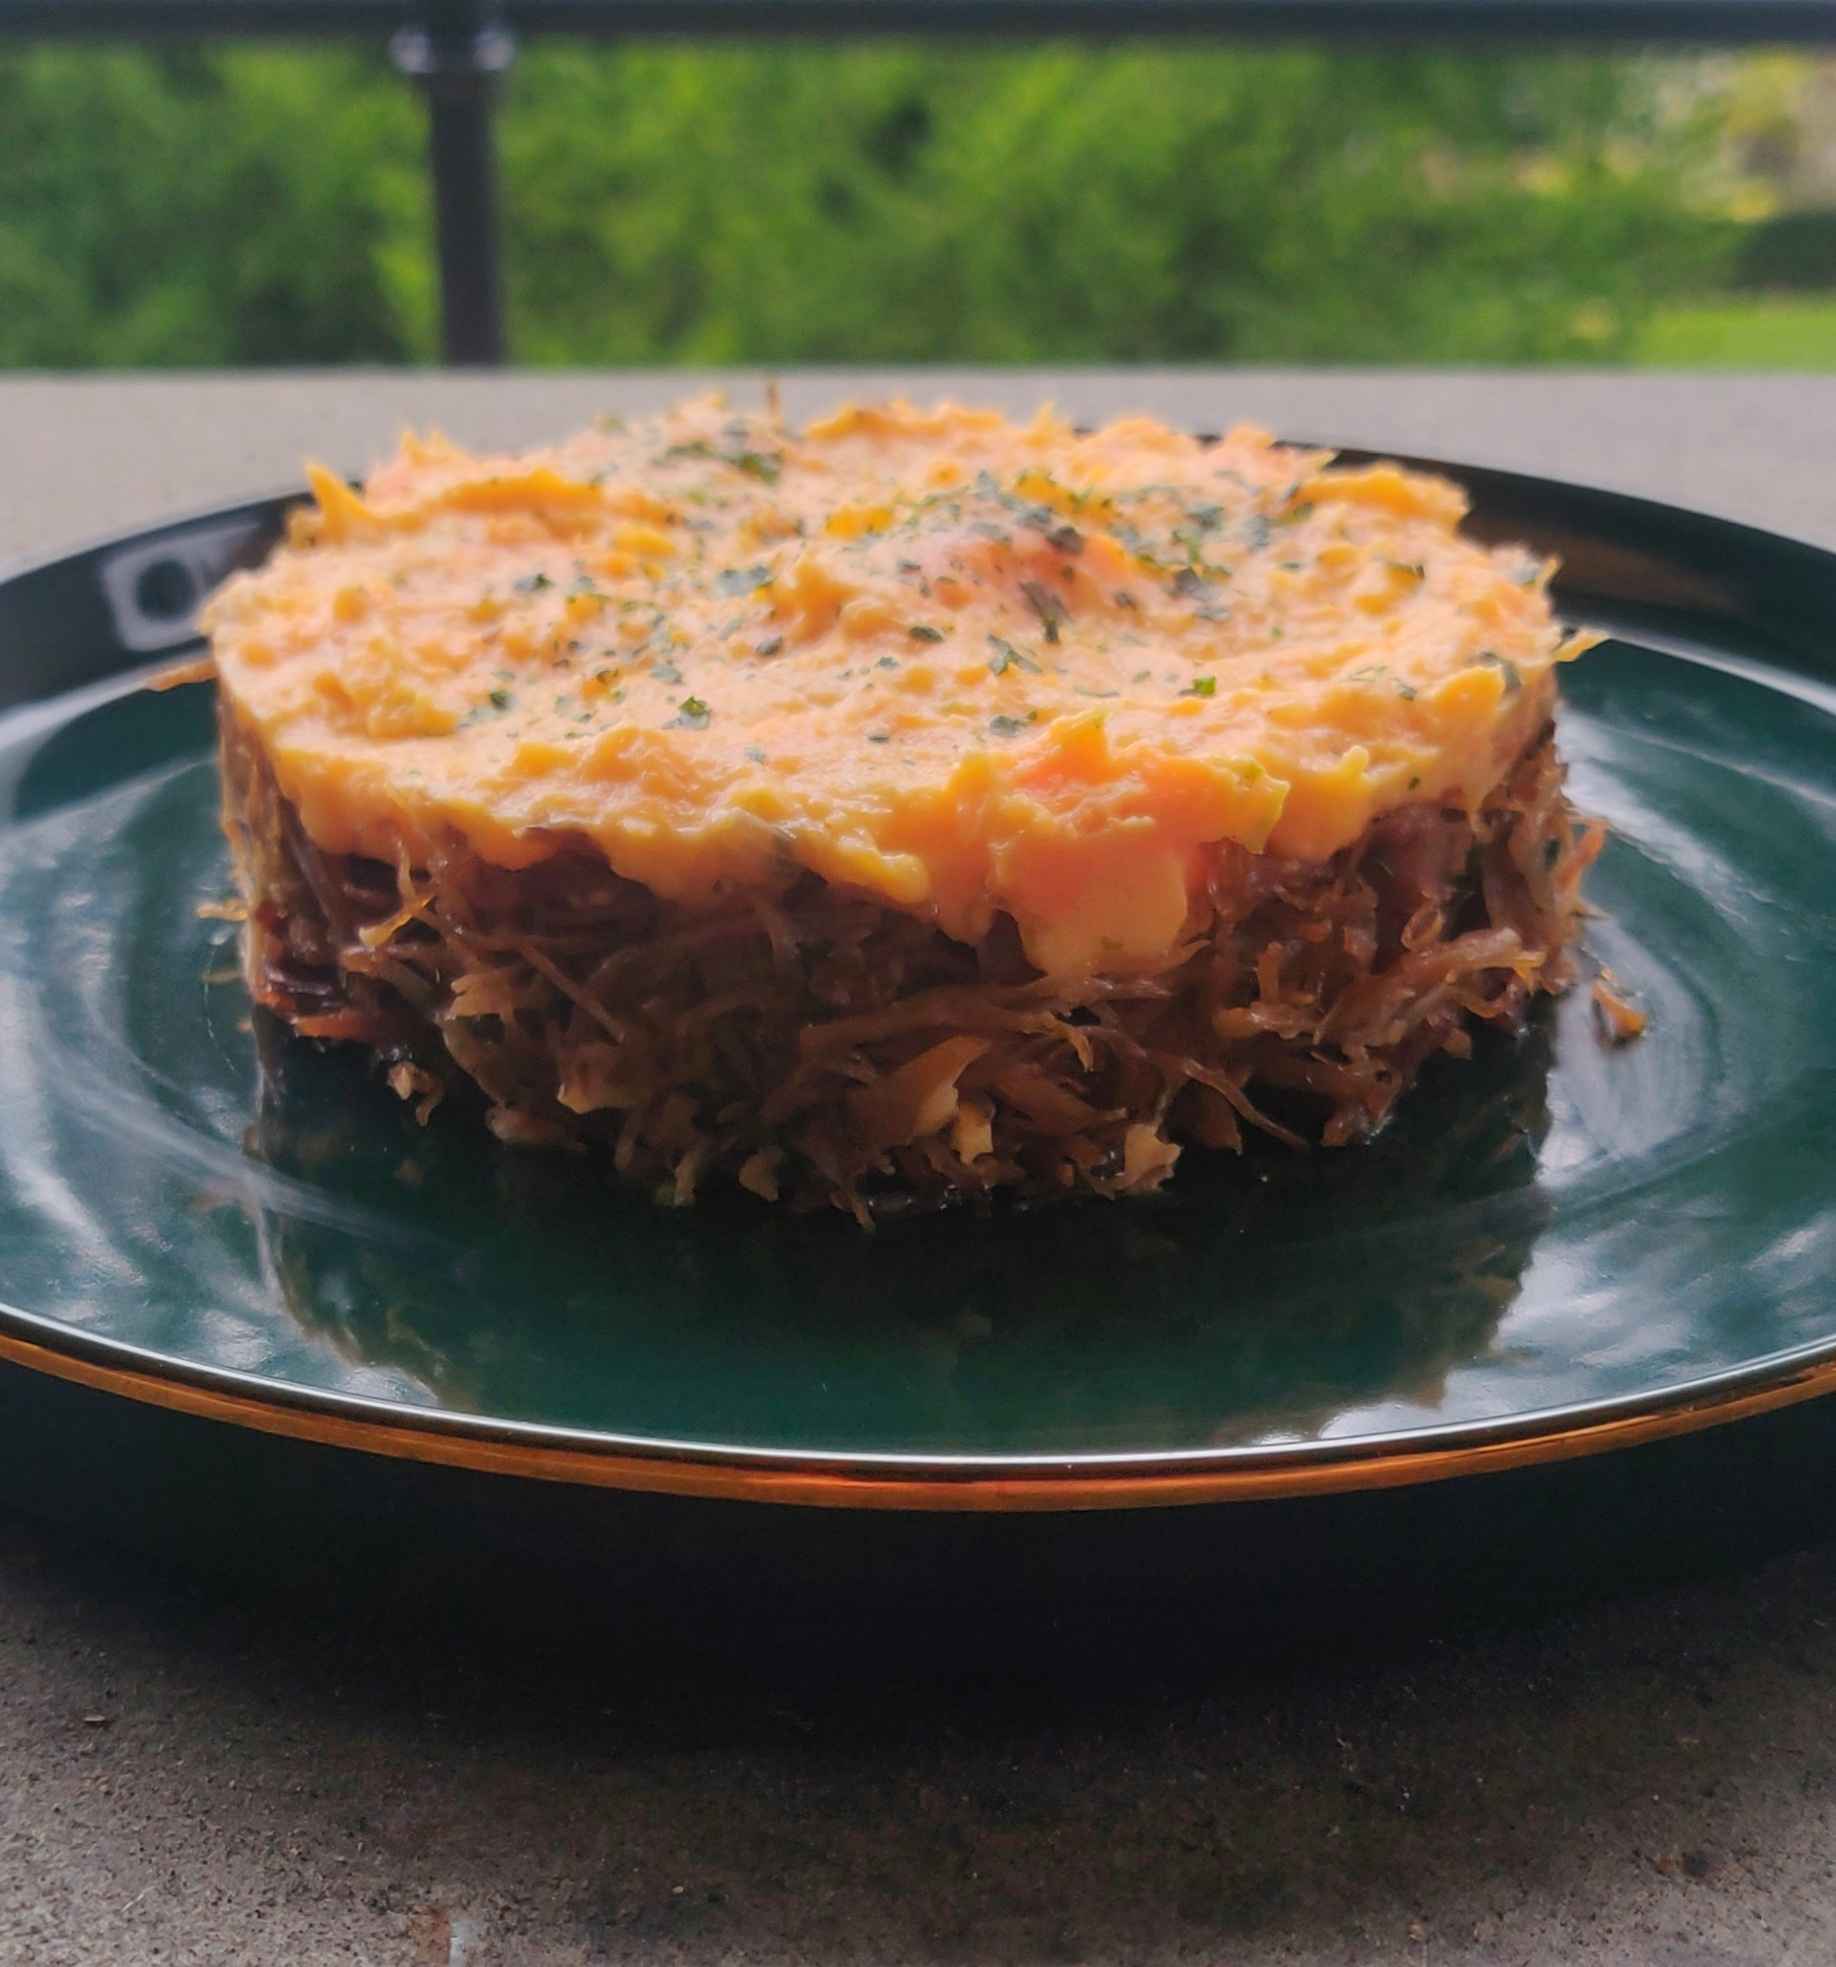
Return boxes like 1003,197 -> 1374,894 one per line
205,397 -> 1602,1221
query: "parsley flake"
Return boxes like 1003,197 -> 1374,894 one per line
488,687 -> 513,710
1019,579 -> 1067,644
755,636 -> 784,657
867,731 -> 892,745
729,450 -> 782,485
651,660 -> 683,685
1350,663 -> 1418,700
1479,650 -> 1523,693
988,712 -> 1037,738
669,697 -> 711,729
988,636 -> 1042,676
513,572 -> 553,595
907,624 -> 946,643
715,564 -> 772,597
1183,676 -> 1217,698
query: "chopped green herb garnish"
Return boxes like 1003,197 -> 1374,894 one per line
1389,561 -> 1426,579
1046,523 -> 1084,556
1019,579 -> 1067,644
1351,663 -> 1419,701
1183,676 -> 1217,698
669,696 -> 711,729
875,655 -> 900,671
867,732 -> 892,745
1241,514 -> 1273,553
729,450 -> 781,485
755,636 -> 784,658
1113,591 -> 1138,610
987,636 -> 1042,676
1075,686 -> 1119,699
488,687 -> 512,710
651,660 -> 683,685
907,624 -> 946,644
715,564 -> 771,597
514,572 -> 554,595
745,745 -> 767,764
988,712 -> 1037,738
1479,650 -> 1523,693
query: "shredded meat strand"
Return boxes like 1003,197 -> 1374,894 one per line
219,701 -> 1602,1219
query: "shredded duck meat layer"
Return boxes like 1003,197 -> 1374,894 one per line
220,701 -> 1601,1221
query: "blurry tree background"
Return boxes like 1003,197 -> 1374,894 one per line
0,40 -> 1830,368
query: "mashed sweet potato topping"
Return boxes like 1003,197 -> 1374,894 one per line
205,397 -> 1591,977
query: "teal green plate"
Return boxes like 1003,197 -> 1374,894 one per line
0,459 -> 1833,1520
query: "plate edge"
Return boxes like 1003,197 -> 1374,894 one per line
5,1324 -> 1835,1515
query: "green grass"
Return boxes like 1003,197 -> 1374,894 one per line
1640,294 -> 1836,368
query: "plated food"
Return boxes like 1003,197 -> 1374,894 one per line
206,396 -> 1601,1220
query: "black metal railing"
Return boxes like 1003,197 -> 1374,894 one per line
4,0 -> 1834,364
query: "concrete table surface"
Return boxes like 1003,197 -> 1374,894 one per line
2,370 -> 1836,1967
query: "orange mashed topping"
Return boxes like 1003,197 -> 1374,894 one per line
204,397 -> 1592,974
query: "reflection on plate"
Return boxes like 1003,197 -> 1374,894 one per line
245,1001 -> 1555,1449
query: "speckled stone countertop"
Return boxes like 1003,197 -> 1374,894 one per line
3,370 -> 1835,1967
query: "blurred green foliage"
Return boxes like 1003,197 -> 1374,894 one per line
0,41 -> 1737,368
